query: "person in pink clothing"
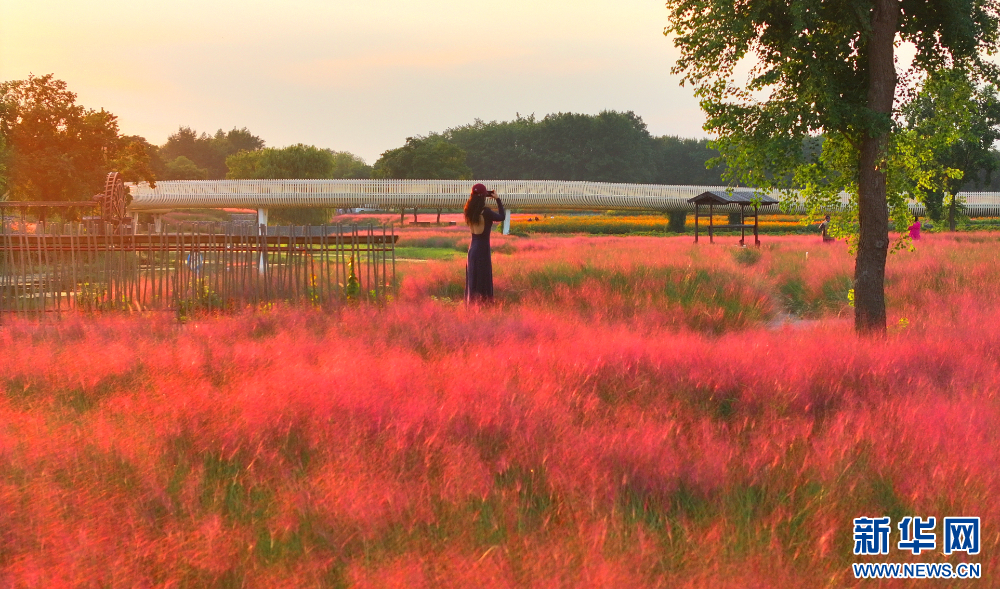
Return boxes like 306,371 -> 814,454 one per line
909,216 -> 921,240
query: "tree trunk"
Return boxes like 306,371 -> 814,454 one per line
854,0 -> 899,335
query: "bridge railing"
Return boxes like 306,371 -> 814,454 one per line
128,179 -> 1000,216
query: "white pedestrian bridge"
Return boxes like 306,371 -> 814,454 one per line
128,179 -> 1000,220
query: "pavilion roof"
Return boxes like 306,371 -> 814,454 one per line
688,190 -> 780,205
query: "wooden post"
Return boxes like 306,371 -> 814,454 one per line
694,204 -> 699,243
709,204 -> 714,244
740,204 -> 746,246
754,204 -> 760,246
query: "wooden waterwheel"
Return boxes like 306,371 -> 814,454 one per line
94,171 -> 128,225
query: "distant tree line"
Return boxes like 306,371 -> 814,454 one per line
2,75 -> 997,221
371,111 -> 732,185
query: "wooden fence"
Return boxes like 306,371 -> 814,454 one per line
0,222 -> 396,318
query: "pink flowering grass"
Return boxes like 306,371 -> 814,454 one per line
0,233 -> 997,586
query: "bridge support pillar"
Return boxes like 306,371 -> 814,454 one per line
502,210 -> 511,235
257,208 -> 269,275
154,214 -> 163,233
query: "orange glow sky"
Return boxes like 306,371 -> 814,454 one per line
1,0 -> 702,163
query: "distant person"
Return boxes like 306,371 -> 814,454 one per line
909,216 -> 922,240
464,183 -> 506,303
818,214 -> 835,242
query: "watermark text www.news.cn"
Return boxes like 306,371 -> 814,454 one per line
852,516 -> 981,579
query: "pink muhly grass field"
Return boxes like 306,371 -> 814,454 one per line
0,232 -> 997,587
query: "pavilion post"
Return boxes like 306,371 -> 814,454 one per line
709,204 -> 714,243
754,204 -> 760,246
694,204 -> 699,242
740,204 -> 746,246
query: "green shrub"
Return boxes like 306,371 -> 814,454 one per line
668,211 -> 688,232
732,246 -> 762,266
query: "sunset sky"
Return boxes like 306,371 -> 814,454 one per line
1,0 -> 703,163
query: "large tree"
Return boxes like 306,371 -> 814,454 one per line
665,0 -> 1000,334
0,74 -> 155,203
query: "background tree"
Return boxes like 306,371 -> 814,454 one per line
159,126 -> 264,179
117,135 -> 163,183
227,144 -> 333,180
329,150 -> 373,179
372,136 -> 472,179
664,0 -> 1000,334
444,111 -> 667,182
223,127 -> 266,154
652,136 -> 726,185
162,155 -> 208,180
0,134 -> 9,198
530,111 -> 657,182
902,71 -> 1000,229
0,74 -> 155,207
976,151 -> 1000,190
444,116 -> 536,179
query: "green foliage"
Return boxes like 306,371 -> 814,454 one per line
446,111 -> 670,182
343,254 -> 360,300
731,246 -> 762,266
444,116 -> 536,179
329,150 -> 372,179
373,111 -> 726,184
667,211 -> 688,232
372,136 -> 472,180
899,70 -> 1000,227
112,135 -> 159,186
227,144 -> 334,180
162,156 -> 208,180
175,279 -> 224,321
651,136 -> 726,185
0,74 -> 156,201
528,111 -> 657,182
160,126 -> 264,180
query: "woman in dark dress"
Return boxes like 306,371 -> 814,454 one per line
464,183 -> 505,303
